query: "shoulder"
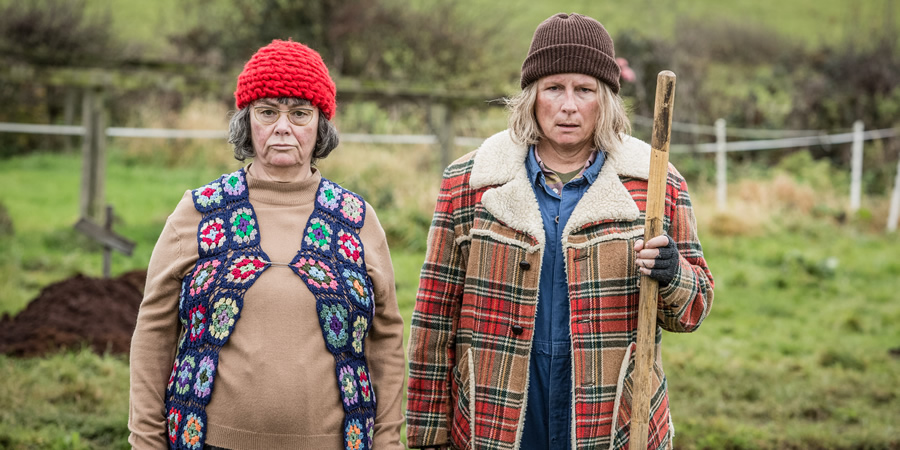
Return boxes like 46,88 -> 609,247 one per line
312,176 -> 369,231
443,150 -> 477,181
169,190 -> 203,231
606,135 -> 651,181
156,190 -> 202,265
358,201 -> 386,249
189,168 -> 249,213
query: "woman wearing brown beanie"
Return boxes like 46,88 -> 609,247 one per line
128,39 -> 405,450
406,13 -> 714,450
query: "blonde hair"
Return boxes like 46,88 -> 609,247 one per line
506,79 -> 631,153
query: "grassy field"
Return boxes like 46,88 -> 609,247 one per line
1,140 -> 899,449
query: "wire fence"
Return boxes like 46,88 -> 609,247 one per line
1,117 -> 898,232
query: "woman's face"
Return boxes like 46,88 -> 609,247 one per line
250,98 -> 319,178
535,73 -> 600,153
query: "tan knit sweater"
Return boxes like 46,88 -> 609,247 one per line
128,168 -> 405,449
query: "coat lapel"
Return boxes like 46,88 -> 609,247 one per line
562,135 -> 652,237
469,130 -> 654,244
470,131 -> 546,246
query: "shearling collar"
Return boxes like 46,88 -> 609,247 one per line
469,130 -> 651,244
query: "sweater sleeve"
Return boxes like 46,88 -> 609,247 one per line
128,192 -> 200,449
656,166 -> 715,333
360,203 -> 406,450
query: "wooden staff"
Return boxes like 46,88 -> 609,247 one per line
631,70 -> 676,449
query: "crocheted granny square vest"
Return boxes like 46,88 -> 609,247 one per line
164,168 -> 377,450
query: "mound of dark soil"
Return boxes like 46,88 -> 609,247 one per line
0,270 -> 146,357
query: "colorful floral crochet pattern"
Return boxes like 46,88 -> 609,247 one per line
225,255 -> 267,286
293,257 -> 339,291
340,193 -> 364,225
230,207 -> 258,246
339,365 -> 359,407
168,168 -> 271,450
209,296 -> 238,341
193,182 -> 223,210
167,358 -> 178,392
320,304 -> 349,349
167,407 -> 182,444
297,177 -> 376,450
365,417 -> 375,449
175,356 -> 195,396
342,269 -> 370,309
199,218 -> 226,253
182,413 -> 204,449
222,170 -> 246,197
188,304 -> 206,343
351,316 -> 368,354
337,231 -> 363,265
188,259 -> 220,297
345,418 -> 364,450
357,366 -> 372,403
304,218 -> 333,251
317,180 -> 344,211
193,356 -> 216,399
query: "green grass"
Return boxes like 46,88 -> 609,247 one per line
0,150 -> 231,316
1,149 -> 899,449
667,230 -> 900,448
0,349 -> 130,450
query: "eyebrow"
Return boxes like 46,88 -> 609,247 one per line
256,100 -> 314,109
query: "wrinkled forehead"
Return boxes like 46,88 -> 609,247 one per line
253,97 -> 313,108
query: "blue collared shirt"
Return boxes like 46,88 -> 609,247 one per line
520,145 -> 606,450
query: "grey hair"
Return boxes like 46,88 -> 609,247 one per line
228,97 -> 340,164
506,79 -> 631,154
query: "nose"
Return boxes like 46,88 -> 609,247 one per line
273,112 -> 293,135
561,89 -> 578,113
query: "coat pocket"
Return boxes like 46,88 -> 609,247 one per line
609,343 -> 672,450
450,347 -> 475,450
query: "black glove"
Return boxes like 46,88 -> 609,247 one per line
649,235 -> 679,287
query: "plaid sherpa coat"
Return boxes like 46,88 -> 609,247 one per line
406,130 -> 714,450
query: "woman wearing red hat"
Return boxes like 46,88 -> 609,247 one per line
406,13 -> 714,450
129,40 -> 405,450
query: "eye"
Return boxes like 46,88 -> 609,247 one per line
290,109 -> 312,119
578,87 -> 594,93
259,108 -> 277,117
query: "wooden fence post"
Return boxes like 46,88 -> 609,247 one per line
64,88 -> 78,152
103,204 -> 113,278
428,102 -> 454,171
716,118 -> 727,210
850,120 -> 864,213
888,156 -> 900,233
80,86 -> 106,222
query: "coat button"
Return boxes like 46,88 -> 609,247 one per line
519,260 -> 531,270
511,325 -> 524,335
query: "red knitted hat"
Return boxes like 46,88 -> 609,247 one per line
234,39 -> 337,120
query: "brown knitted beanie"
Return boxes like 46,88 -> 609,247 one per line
520,13 -> 621,93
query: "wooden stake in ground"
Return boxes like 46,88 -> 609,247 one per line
631,70 -> 677,449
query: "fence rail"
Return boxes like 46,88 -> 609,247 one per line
1,118 -> 898,232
